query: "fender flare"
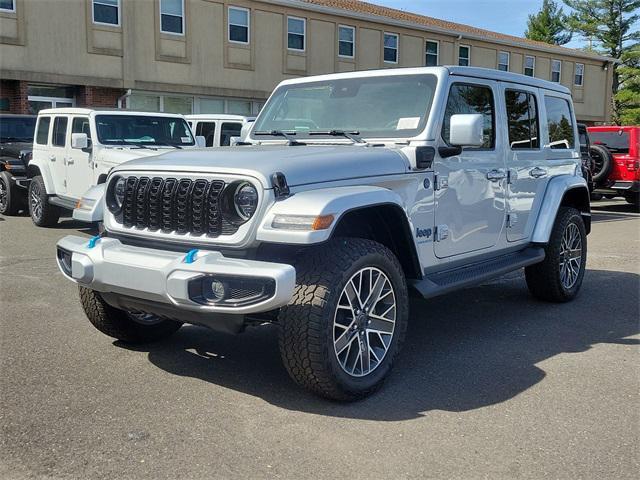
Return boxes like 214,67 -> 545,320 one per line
531,175 -> 591,244
256,185 -> 407,244
27,159 -> 54,194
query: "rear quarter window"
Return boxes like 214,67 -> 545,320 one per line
35,117 -> 51,145
544,96 -> 574,149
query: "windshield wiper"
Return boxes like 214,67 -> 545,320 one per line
154,141 -> 183,149
108,139 -> 152,149
254,130 -> 305,146
308,130 -> 366,144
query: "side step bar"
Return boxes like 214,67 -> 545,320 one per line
411,247 -> 545,299
49,195 -> 77,210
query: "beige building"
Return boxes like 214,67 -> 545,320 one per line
0,0 -> 615,123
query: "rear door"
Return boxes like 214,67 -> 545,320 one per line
66,116 -> 93,199
49,116 -> 69,195
434,78 -> 507,258
220,122 -> 243,146
195,121 -> 216,147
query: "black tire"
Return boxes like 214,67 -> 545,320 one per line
625,193 -> 640,207
590,192 -> 603,201
0,170 -> 24,216
278,238 -> 409,401
28,175 -> 60,227
589,144 -> 613,185
79,286 -> 182,344
525,207 -> 587,303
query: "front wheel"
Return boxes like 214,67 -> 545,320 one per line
278,238 -> 409,401
28,175 -> 60,227
525,207 -> 587,302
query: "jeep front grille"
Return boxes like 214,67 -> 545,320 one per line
118,176 -> 238,237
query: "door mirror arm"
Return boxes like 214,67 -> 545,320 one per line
438,146 -> 463,158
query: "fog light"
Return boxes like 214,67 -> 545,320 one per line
203,278 -> 226,302
57,247 -> 73,277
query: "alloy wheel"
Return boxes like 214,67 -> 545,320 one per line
333,267 -> 396,377
0,177 -> 7,211
30,182 -> 42,220
559,223 -> 582,289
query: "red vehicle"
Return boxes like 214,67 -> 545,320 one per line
588,125 -> 640,206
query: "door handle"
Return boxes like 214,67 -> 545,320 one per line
67,158 -> 74,165
49,155 -> 56,162
486,169 -> 506,182
529,167 -> 547,178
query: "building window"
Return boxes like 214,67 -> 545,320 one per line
228,6 -> 249,44
52,117 -> 68,147
574,63 -> 584,86
545,96 -> 574,149
0,0 -> 15,13
458,45 -> 470,66
93,0 -> 120,26
524,55 -> 535,77
383,33 -> 398,63
443,83 -> 495,149
425,40 -> 438,67
287,17 -> 306,51
338,25 -> 355,58
498,51 -> 510,71
505,90 -> 539,149
160,0 -> 184,35
551,59 -> 561,83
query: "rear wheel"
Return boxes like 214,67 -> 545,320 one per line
79,287 -> 182,344
0,171 -> 24,216
526,207 -> 587,302
278,238 -> 409,401
28,175 -> 60,227
625,193 -> 640,208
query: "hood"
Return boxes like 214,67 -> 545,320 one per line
0,141 -> 32,160
96,146 -> 176,167
111,145 -> 409,187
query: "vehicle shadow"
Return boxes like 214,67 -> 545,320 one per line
117,269 -> 639,421
58,218 -> 99,235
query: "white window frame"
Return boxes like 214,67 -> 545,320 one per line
574,63 -> 585,86
92,0 -> 121,27
159,0 -> 185,36
524,55 -> 535,76
551,59 -> 562,83
425,39 -> 439,66
287,16 -> 306,52
458,44 -> 471,66
498,51 -> 510,71
0,0 -> 15,13
383,32 -> 399,64
228,6 -> 250,45
338,24 -> 355,59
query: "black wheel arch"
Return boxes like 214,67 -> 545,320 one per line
559,186 -> 591,235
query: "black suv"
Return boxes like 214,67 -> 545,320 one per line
577,123 -> 595,193
0,114 -> 36,215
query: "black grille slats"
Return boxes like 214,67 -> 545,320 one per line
118,176 -> 240,237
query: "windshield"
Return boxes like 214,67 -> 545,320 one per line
252,74 -> 438,139
95,115 -> 195,146
589,130 -> 630,154
0,117 -> 36,142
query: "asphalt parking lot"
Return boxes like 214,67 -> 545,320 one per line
1,200 -> 638,479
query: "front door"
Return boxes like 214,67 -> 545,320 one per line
49,116 -> 69,195
434,80 -> 506,258
66,117 -> 93,199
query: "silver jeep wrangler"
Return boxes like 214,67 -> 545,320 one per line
56,67 -> 590,401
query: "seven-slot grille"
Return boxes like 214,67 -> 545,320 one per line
118,176 -> 239,237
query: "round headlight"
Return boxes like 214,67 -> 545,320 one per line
114,177 -> 126,209
234,182 -> 258,221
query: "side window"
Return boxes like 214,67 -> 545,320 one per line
505,90 -> 539,149
72,117 -> 92,140
52,117 -> 68,147
442,83 -> 495,149
35,117 -> 51,145
196,122 -> 216,147
545,96 -> 575,149
220,122 -> 242,146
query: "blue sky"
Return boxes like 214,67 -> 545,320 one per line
374,0 -> 587,48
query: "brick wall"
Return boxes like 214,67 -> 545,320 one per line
0,80 -> 29,114
76,86 -> 125,109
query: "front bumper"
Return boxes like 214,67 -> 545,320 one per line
56,235 -> 296,321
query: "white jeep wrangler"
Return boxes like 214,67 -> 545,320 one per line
56,67 -> 590,401
28,108 -> 200,227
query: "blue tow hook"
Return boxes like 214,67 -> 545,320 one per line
87,235 -> 102,249
184,249 -> 199,264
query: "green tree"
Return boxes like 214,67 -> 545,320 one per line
525,0 -> 573,45
564,0 -> 640,124
615,45 -> 640,124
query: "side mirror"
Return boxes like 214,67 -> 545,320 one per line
71,133 -> 89,150
195,135 -> 206,148
449,114 -> 484,147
